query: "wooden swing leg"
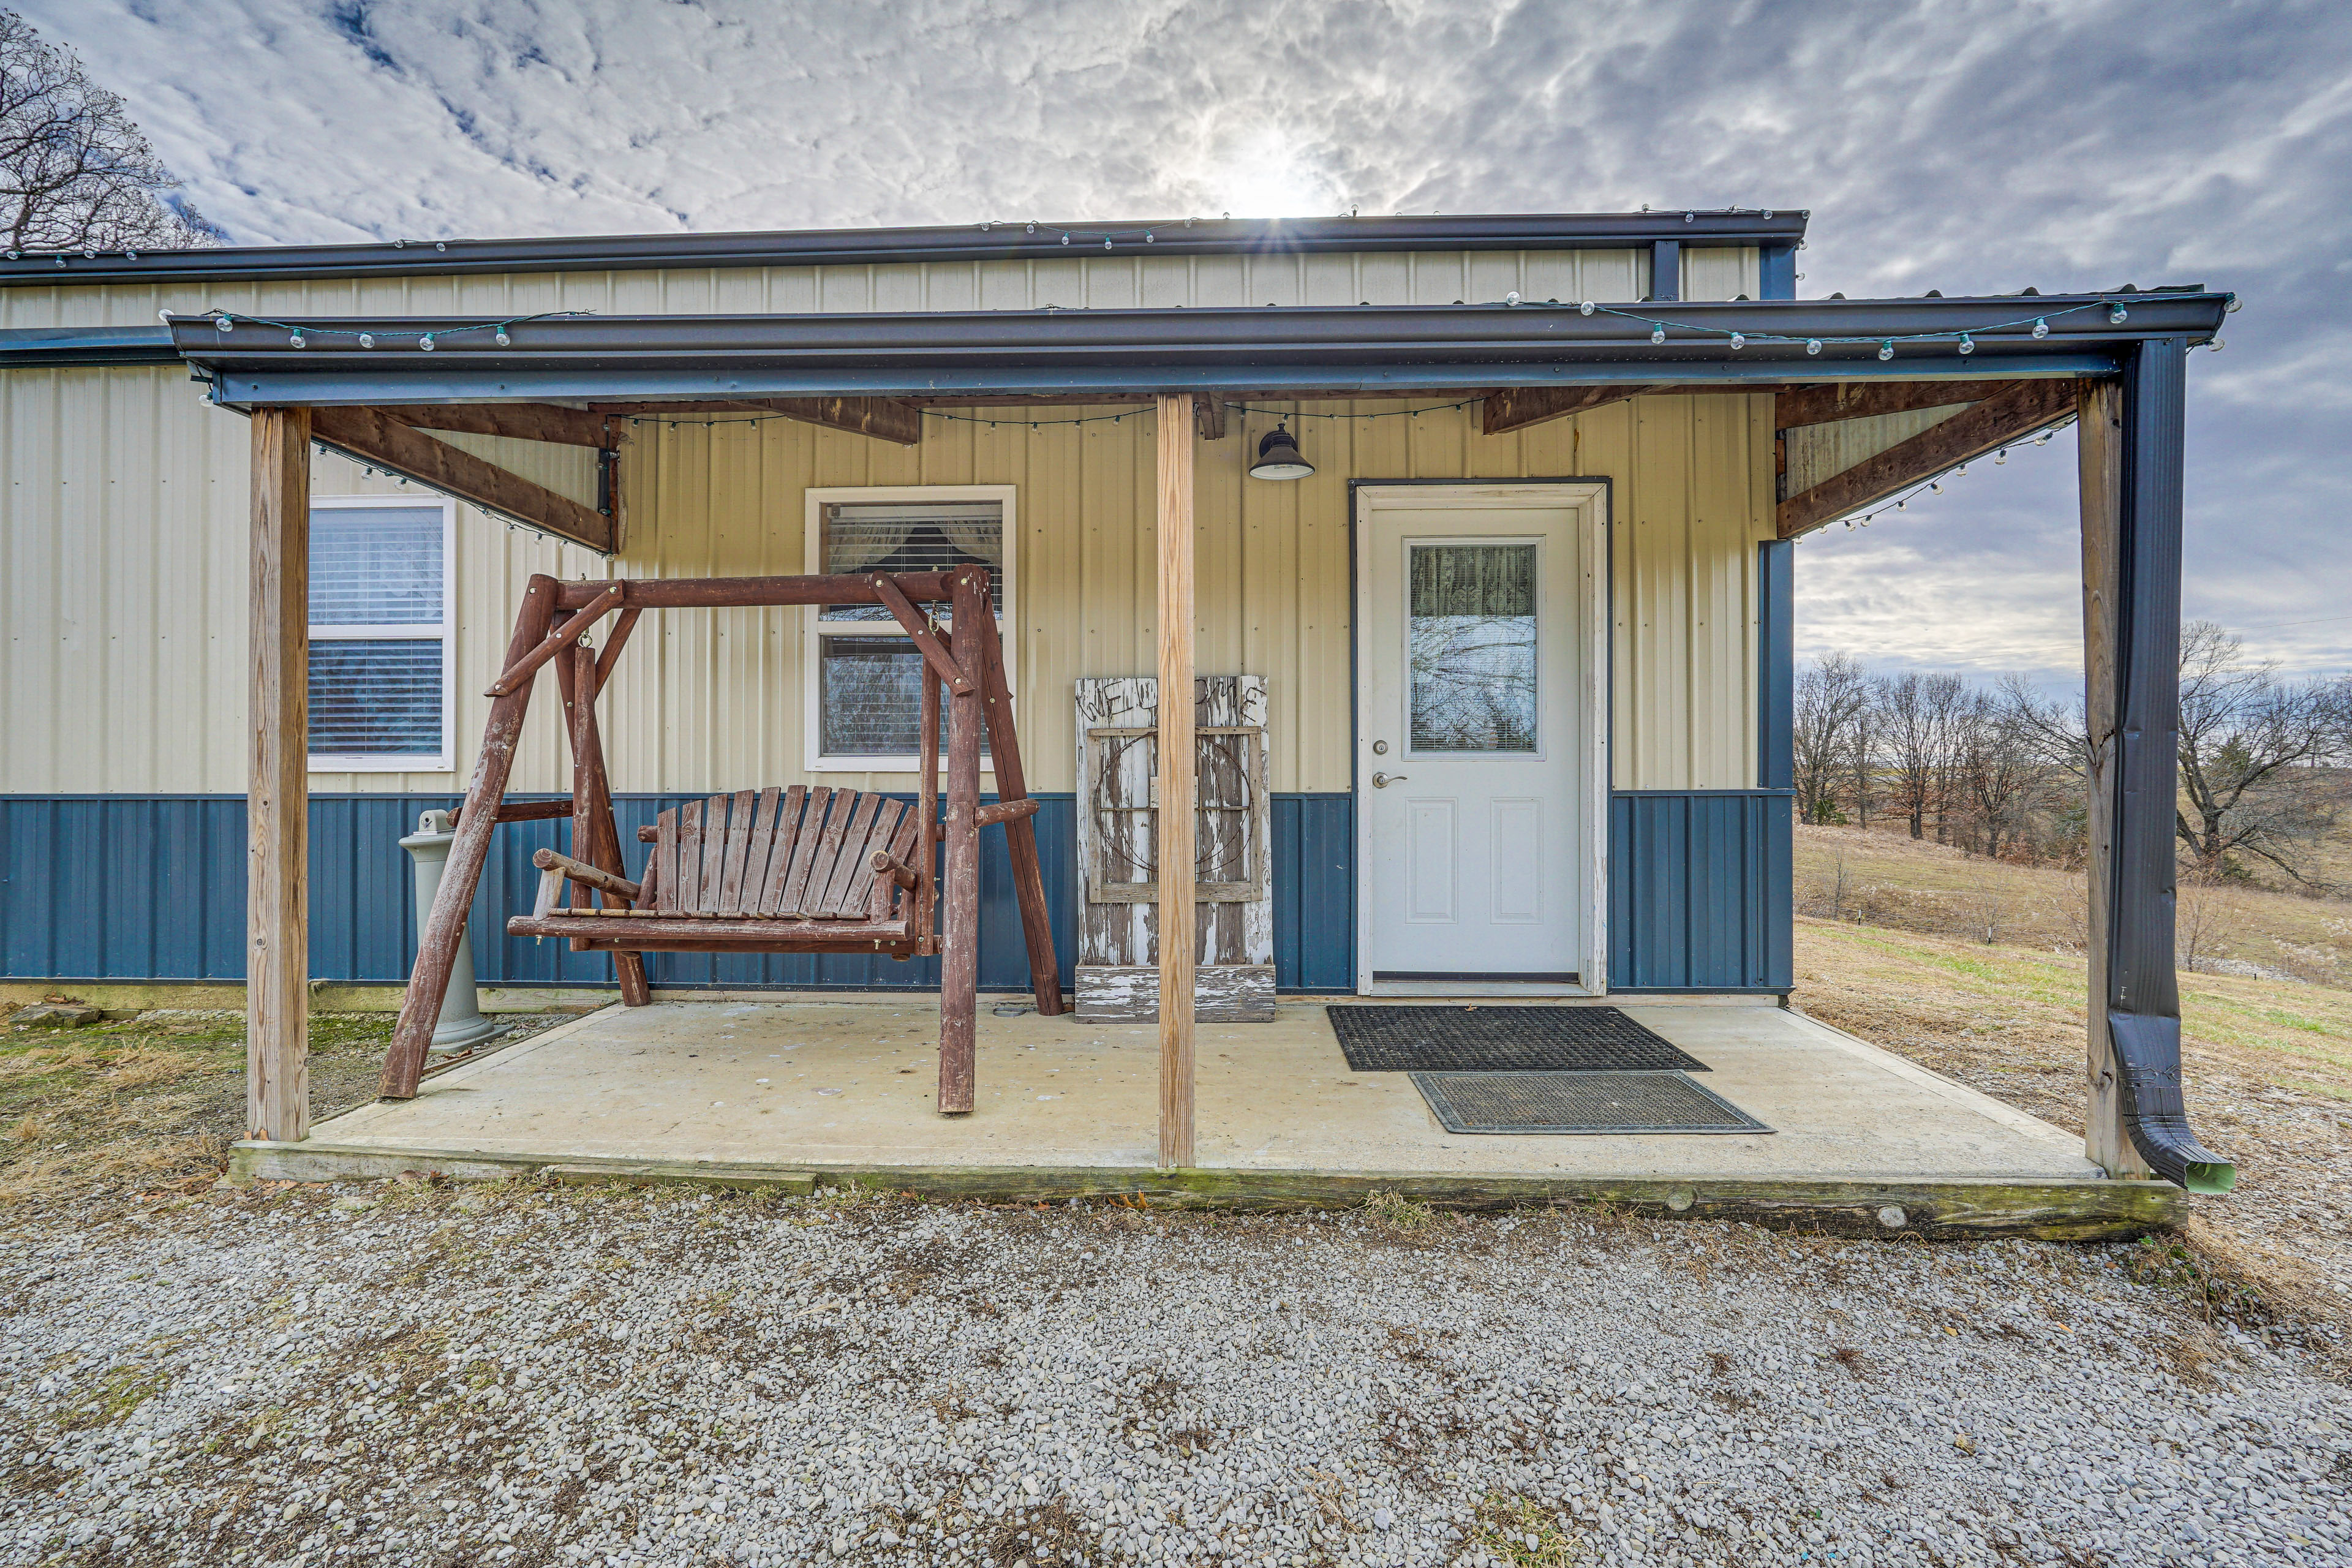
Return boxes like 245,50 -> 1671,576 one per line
972,606 -> 1064,1016
383,573 -> 559,1098
937,569 -> 985,1115
565,643 -> 650,1006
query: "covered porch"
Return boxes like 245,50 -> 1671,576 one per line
230,993 -> 2172,1238
150,218 -> 2232,1221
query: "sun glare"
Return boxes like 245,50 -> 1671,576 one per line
1208,131 -> 1339,218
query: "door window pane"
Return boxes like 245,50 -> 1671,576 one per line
1408,542 -> 1537,752
309,639 -> 443,755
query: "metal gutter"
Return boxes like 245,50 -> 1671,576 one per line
1,210 -> 1808,289
0,325 -> 178,366
164,293 -> 2226,405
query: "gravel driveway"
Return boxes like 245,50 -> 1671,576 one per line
3,1182 -> 2346,1567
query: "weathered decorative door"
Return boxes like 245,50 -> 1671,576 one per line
1074,675 -> 1273,1020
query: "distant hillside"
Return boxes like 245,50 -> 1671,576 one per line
1794,823 -> 2352,989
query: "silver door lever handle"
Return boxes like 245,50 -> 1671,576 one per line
1371,772 -> 1407,788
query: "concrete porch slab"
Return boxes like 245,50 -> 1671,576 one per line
234,998 -> 2179,1239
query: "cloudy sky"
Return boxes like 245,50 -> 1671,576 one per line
23,0 -> 2352,686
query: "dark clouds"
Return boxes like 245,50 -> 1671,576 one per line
24,0 -> 2352,679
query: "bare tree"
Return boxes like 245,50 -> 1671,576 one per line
2173,620 -> 2345,884
1793,652 -> 1870,824
1877,670 -> 1970,840
1847,680 -> 1882,831
1951,688 -> 2052,859
1,10 -> 221,252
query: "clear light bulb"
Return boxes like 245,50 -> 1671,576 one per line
1025,222 -> 1036,233
1144,232 -> 1155,244
2209,336 -> 2225,351
214,315 -> 234,332
1578,301 -> 1595,316
2032,318 -> 2049,338
1958,334 -> 1974,356
1102,238 -> 1112,250
1651,325 -> 1666,345
1730,333 -> 1746,350
1877,340 -> 1893,361
419,334 -> 435,352
358,333 -> 374,349
2034,431 -> 2051,445
1806,339 -> 1822,355
1994,448 -> 2007,465
1896,499 -> 1907,510
1505,291 -> 1520,306
2108,304 -> 2127,325
288,332 -> 304,349
1930,481 -> 1942,495
496,331 -> 510,347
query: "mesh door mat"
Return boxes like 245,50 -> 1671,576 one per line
1410,1071 -> 1771,1135
1327,1006 -> 1706,1073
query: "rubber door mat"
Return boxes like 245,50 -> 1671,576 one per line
1409,1071 -> 1771,1134
1327,1005 -> 1706,1073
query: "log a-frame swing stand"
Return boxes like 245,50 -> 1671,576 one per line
377,564 -> 1063,1114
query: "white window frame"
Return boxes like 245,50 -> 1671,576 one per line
306,493 -> 458,774
804,484 -> 1016,774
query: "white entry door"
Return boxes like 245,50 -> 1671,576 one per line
1355,486 -> 1607,992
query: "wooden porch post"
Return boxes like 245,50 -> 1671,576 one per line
1155,394 -> 1197,1169
2076,377 -> 2150,1180
2078,343 -> 2233,1191
248,407 -> 312,1142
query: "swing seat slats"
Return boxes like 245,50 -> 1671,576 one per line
507,786 -> 929,950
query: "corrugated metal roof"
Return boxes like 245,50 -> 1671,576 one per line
0,209 -> 1805,288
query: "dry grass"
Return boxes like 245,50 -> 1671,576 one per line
1796,823 -> 2352,986
0,1009 -> 563,1210
1790,915 -> 2352,1332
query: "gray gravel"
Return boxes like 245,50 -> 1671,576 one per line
3,1182 -> 2348,1567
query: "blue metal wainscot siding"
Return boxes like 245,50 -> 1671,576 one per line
1608,791 -> 1794,992
1,793 -> 1362,995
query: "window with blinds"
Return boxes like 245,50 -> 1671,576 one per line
308,502 -> 451,766
809,491 -> 1012,766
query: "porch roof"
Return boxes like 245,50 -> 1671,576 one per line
148,289 -> 2230,406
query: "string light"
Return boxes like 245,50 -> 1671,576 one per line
195,307 -> 587,352
628,396 -> 1497,434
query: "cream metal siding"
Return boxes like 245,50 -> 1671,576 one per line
0,242 -> 1774,331
1783,403 -> 1970,496
4,371 -> 1771,797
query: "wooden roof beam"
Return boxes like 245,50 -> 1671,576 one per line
1482,385 -> 1661,435
310,404 -> 616,553
1775,378 -> 2027,430
1776,377 -> 2079,539
379,403 -> 616,447
590,396 -> 921,445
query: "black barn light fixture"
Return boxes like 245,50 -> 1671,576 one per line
1248,422 -> 1313,480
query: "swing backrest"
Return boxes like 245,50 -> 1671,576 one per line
644,787 -> 925,920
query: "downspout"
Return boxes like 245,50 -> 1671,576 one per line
2102,338 -> 2233,1193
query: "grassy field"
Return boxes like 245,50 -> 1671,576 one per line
1795,822 -> 2352,986
1790,915 -> 2352,1325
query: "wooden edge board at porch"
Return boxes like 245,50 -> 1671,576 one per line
223,1139 -> 2180,1241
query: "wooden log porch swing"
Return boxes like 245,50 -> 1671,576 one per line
379,563 -> 1064,1113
